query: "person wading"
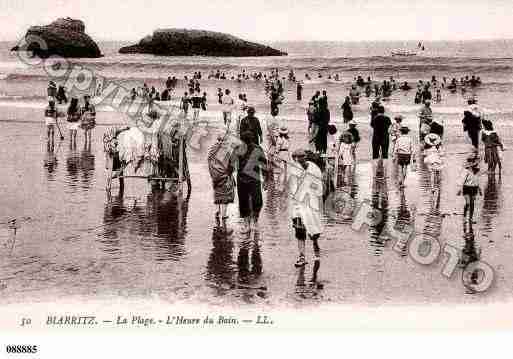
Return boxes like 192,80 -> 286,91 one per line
239,106 -> 262,145
67,97 -> 81,149
289,149 -> 324,267
236,130 -> 269,234
315,90 -> 330,153
370,105 -> 392,175
80,95 -> 96,147
208,133 -> 239,235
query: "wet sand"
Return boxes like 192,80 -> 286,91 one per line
0,105 -> 512,307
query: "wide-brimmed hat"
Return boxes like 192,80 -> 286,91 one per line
328,124 -> 337,135
424,133 -> 441,146
279,126 -> 289,135
48,81 -> 56,88
348,120 -> 357,126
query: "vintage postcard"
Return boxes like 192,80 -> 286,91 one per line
0,0 -> 512,356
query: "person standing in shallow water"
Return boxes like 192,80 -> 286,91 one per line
44,99 -> 58,147
458,156 -> 482,224
207,133 -> 237,235
296,81 -> 303,101
80,95 -> 96,147
315,90 -> 329,153
370,105 -> 392,174
236,131 -> 269,234
341,96 -> 353,124
289,149 -> 323,267
239,106 -> 262,145
67,97 -> 81,149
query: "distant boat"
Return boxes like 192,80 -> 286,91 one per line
391,50 -> 417,57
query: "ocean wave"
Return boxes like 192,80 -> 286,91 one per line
1,97 -> 511,119
3,55 -> 512,80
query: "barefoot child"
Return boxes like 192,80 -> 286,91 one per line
394,125 -> 415,186
390,115 -> 403,160
335,131 -> 354,186
457,156 -> 482,224
276,126 -> 290,187
347,120 -> 360,163
423,133 -> 443,191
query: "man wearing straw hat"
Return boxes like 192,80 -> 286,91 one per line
289,148 -> 323,267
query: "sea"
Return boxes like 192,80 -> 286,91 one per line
0,39 -> 512,306
1,39 -> 513,123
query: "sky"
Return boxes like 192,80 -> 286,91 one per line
1,0 -> 513,42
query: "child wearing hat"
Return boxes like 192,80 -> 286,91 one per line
327,124 -> 338,159
394,125 -> 416,187
276,126 -> 290,187
390,115 -> 403,160
457,156 -> 482,224
335,131 -> 354,186
347,120 -> 360,163
423,133 -> 443,192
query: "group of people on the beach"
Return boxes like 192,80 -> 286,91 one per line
44,81 -> 96,150
203,69 -> 502,267
41,65 -> 502,269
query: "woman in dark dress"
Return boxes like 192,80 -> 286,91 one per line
342,96 -> 353,124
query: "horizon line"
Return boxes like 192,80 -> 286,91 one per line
2,36 -> 513,43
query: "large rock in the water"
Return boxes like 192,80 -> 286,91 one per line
11,18 -> 102,58
119,29 -> 286,57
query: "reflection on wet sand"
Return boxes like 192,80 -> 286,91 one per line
369,164 -> 389,256
461,223 -> 480,267
295,260 -> 321,299
481,173 -> 502,233
206,231 -> 266,301
101,189 -> 189,261
392,188 -> 414,256
79,142 -> 95,189
206,228 -> 235,292
65,148 -> 80,185
421,187 -> 443,251
43,141 -> 59,179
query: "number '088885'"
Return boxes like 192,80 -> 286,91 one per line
5,345 -> 38,354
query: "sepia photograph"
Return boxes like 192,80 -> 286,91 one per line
0,0 -> 512,355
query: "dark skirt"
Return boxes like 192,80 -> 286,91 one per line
484,146 -> 500,168
462,185 -> 478,196
397,153 -> 411,166
237,178 -> 263,219
213,175 -> 235,204
315,125 -> 328,153
112,152 -> 122,170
